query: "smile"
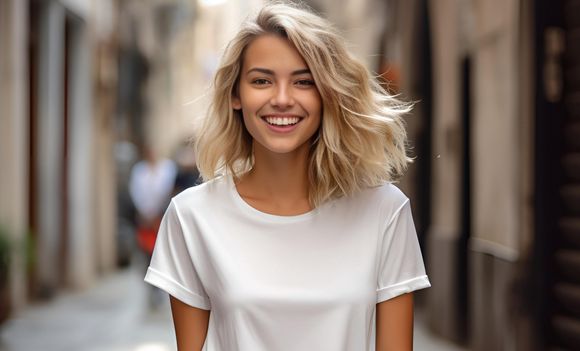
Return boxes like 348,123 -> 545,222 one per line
262,116 -> 302,126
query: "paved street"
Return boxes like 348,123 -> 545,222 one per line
0,265 -> 465,351
0,264 -> 175,351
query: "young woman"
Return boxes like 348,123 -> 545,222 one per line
144,3 -> 430,350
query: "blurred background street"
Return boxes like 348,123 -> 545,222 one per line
1,0 -> 579,350
0,263 -> 176,351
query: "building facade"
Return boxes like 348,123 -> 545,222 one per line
393,0 -> 580,349
0,0 -> 118,317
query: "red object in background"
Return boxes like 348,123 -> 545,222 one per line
379,62 -> 401,95
137,219 -> 161,256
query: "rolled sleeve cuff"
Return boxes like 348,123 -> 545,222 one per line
376,275 -> 431,303
144,267 -> 211,310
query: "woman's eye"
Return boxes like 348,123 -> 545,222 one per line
296,79 -> 315,86
252,78 -> 270,85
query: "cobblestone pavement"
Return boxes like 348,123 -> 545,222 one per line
0,265 -> 465,351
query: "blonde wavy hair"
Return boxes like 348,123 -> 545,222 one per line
195,1 -> 412,206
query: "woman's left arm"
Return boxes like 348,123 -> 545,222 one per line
375,292 -> 414,351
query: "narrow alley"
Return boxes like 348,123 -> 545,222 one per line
4,0 -> 576,349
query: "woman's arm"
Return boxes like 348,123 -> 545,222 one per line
375,292 -> 414,351
170,296 -> 211,351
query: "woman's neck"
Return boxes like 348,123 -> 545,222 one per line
235,143 -> 312,215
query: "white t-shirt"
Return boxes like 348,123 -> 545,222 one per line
144,175 -> 430,351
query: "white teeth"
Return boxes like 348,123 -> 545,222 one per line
264,116 -> 300,126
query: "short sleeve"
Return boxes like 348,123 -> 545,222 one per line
376,200 -> 431,303
144,200 -> 211,310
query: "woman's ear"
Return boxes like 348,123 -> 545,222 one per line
232,95 -> 242,110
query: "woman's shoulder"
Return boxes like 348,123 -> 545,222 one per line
342,182 -> 409,217
171,175 -> 229,210
356,182 -> 408,204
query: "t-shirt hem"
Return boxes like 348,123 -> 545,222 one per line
376,275 -> 431,303
144,266 -> 211,310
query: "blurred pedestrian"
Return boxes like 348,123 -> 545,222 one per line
145,3 -> 430,350
129,145 -> 177,308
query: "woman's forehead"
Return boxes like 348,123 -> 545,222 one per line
241,34 -> 310,74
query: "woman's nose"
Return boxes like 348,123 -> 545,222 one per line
270,85 -> 294,108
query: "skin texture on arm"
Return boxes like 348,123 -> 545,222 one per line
375,292 -> 414,351
170,296 -> 211,351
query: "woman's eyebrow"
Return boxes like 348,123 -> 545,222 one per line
291,69 -> 311,75
246,67 -> 311,75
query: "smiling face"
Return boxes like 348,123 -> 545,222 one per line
232,34 -> 322,157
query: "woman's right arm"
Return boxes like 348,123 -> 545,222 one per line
170,296 -> 211,350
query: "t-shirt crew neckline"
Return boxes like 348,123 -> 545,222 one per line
226,174 -> 320,223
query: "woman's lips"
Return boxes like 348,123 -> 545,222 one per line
261,115 -> 303,133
